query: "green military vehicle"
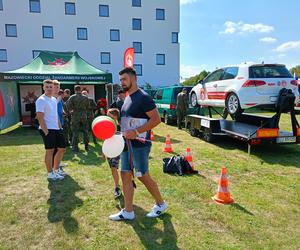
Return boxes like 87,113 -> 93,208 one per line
153,86 -> 196,124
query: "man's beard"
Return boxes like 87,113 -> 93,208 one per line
121,82 -> 132,92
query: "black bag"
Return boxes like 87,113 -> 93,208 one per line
163,155 -> 198,175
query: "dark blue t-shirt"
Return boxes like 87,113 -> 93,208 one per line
121,89 -> 156,148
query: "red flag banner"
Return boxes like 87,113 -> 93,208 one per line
124,48 -> 134,68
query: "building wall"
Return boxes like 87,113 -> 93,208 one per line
0,0 -> 180,86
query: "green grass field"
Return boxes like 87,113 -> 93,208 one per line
0,113 -> 300,250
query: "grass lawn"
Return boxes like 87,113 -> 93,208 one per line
0,112 -> 300,250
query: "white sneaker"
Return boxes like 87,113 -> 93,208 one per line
109,209 -> 135,221
146,202 -> 168,218
57,168 -> 68,177
47,171 -> 64,181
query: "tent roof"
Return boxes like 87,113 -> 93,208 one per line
0,51 -> 112,83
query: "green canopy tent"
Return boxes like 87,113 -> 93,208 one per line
0,51 -> 112,130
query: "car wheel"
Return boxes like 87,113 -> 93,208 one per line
191,92 -> 198,107
225,93 -> 243,115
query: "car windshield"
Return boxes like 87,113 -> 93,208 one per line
249,65 -> 293,78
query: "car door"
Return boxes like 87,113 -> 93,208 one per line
201,69 -> 225,106
217,67 -> 239,99
154,89 -> 164,117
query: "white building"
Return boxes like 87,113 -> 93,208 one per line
0,0 -> 180,86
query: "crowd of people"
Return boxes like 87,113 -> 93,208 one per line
35,67 -> 167,221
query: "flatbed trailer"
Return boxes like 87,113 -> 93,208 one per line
185,91 -> 300,153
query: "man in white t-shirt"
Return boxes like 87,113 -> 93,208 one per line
36,79 -> 66,181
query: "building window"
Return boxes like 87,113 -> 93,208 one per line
0,49 -> 7,62
101,52 -> 111,64
77,28 -> 87,40
172,32 -> 178,43
110,29 -> 120,41
29,0 -> 40,13
5,24 -> 17,37
132,18 -> 142,30
156,54 -> 165,65
134,64 -> 142,76
132,0 -> 141,7
133,42 -> 142,54
42,26 -> 53,39
32,50 -> 41,58
0,0 -> 3,11
156,9 -> 165,20
99,5 -> 109,17
65,2 -> 75,15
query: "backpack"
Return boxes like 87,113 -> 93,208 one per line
163,155 -> 198,175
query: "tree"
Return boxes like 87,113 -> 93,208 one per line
182,70 -> 210,86
144,82 -> 152,89
290,65 -> 300,77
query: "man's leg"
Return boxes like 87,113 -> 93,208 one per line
138,173 -> 164,205
122,172 -> 134,212
82,120 -> 89,150
45,149 -> 55,173
53,148 -> 65,171
71,120 -> 79,152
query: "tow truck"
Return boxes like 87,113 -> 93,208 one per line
185,88 -> 300,153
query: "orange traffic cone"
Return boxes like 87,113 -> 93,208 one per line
163,134 -> 173,153
212,167 -> 234,204
150,131 -> 155,141
185,148 -> 195,170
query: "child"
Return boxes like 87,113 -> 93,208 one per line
106,108 -> 122,198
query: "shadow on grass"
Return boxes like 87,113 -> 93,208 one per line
231,203 -> 254,216
0,127 -> 42,146
208,136 -> 300,168
128,206 -> 178,250
63,144 -> 105,166
115,196 -> 178,249
47,176 -> 84,234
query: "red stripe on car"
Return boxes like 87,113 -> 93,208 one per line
207,92 -> 228,100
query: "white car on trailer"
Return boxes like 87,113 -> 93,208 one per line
189,63 -> 299,115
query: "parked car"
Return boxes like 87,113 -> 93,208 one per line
189,63 -> 299,116
153,86 -> 194,124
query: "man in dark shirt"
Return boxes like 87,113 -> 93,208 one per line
109,67 -> 168,221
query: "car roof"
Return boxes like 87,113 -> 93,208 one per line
218,63 -> 286,69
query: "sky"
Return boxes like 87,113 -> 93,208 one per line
180,0 -> 300,78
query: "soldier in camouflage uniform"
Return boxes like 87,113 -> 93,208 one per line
66,85 -> 90,152
176,88 -> 189,129
82,90 -> 98,144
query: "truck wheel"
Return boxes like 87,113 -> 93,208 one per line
202,127 -> 214,142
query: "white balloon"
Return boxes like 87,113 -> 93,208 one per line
102,135 -> 125,158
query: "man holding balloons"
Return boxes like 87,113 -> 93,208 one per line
108,67 -> 168,221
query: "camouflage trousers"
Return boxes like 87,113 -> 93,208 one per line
71,118 -> 89,149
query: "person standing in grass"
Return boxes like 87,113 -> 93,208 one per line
109,67 -> 167,221
106,108 -> 122,198
36,79 -> 66,181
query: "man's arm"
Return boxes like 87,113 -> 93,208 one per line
124,108 -> 161,139
36,112 -> 48,135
